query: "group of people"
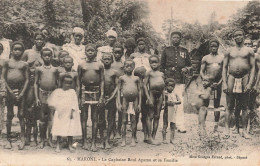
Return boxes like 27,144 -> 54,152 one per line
0,26 -> 259,153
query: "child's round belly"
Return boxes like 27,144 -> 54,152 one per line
149,81 -> 165,91
122,87 -> 138,102
6,71 -> 25,87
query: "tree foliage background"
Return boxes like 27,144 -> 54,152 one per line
162,1 -> 260,50
0,0 -> 164,49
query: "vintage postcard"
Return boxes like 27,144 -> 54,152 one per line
0,0 -> 259,165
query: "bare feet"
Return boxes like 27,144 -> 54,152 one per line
121,140 -> 126,147
47,139 -> 55,148
90,144 -> 97,152
147,139 -> 160,145
30,141 -> 38,147
18,141 -> 25,150
25,139 -> 30,146
82,142 -> 88,150
115,133 -> 121,139
241,131 -> 251,139
38,141 -> 45,149
104,141 -> 112,149
55,146 -> 61,153
130,138 -> 136,147
110,132 -> 115,140
4,142 -> 12,149
162,140 -> 168,144
134,137 -> 138,143
69,145 -> 76,153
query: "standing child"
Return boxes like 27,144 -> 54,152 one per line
0,43 -> 6,138
22,33 -> 45,147
59,56 -> 80,96
144,55 -> 165,145
2,41 -> 29,149
78,43 -> 104,152
162,78 -> 181,144
102,53 -> 118,149
34,47 -> 59,149
111,43 -> 124,138
117,59 -> 141,147
48,75 -> 82,153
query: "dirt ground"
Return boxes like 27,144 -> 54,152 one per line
0,81 -> 260,166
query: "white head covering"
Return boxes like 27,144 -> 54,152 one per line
72,27 -> 85,36
106,29 -> 117,38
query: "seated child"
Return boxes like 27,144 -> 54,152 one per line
162,78 -> 181,144
47,74 -> 82,153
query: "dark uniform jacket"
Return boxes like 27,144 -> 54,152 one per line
161,46 -> 191,83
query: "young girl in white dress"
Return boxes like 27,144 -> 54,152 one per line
163,78 -> 181,144
47,75 -> 82,152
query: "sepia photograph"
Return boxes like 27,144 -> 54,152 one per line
0,0 -> 259,165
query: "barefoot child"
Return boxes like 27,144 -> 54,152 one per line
22,32 -> 45,146
78,43 -> 104,152
144,55 -> 165,145
0,43 -> 6,138
111,43 -> 124,138
117,59 -> 141,147
162,78 -> 181,144
102,53 -> 118,149
59,56 -> 80,96
2,41 -> 29,149
34,47 -> 59,148
48,75 -> 82,153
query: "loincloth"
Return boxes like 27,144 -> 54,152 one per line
0,79 -> 7,97
39,88 -> 53,104
228,74 -> 249,93
81,86 -> 100,104
150,89 -> 163,98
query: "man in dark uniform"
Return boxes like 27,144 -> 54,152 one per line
161,31 -> 192,133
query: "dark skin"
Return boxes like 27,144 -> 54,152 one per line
58,57 -> 80,97
108,36 -> 116,47
78,45 -> 104,152
112,47 -> 124,77
101,54 -> 118,149
22,35 -> 45,147
117,60 -> 141,147
144,56 -> 165,145
2,44 -> 29,150
73,33 -> 83,45
162,82 -> 181,144
34,50 -> 59,149
111,47 -> 124,138
222,30 -> 255,139
199,42 -> 224,134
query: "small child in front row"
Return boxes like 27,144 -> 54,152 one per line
47,74 -> 82,153
162,78 -> 181,144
